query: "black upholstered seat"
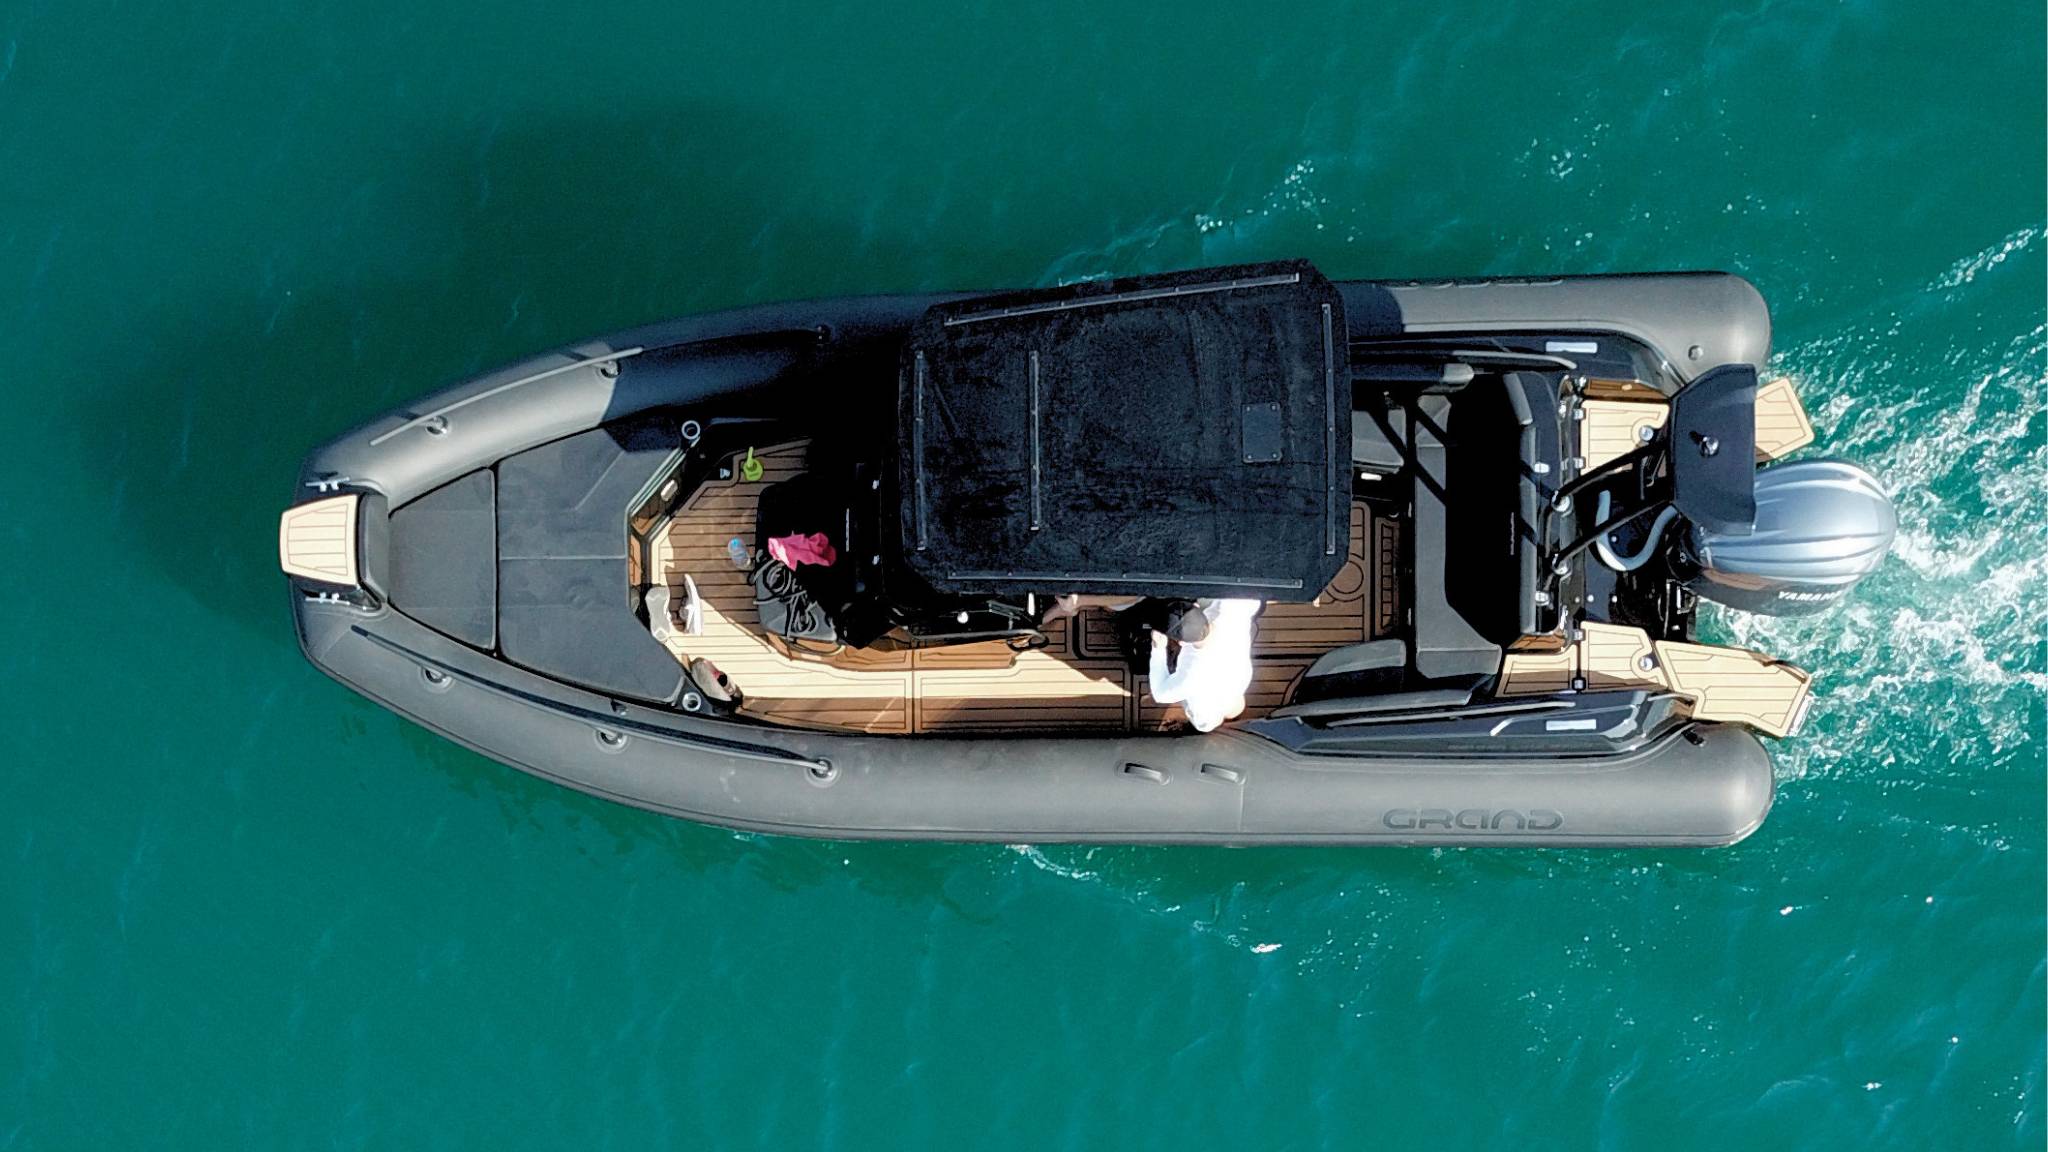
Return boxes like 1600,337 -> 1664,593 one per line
1411,396 -> 1503,681
387,469 -> 497,649
494,419 -> 686,704
1503,372 -> 1563,635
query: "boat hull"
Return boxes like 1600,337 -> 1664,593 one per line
296,598 -> 1773,846
289,272 -> 1779,846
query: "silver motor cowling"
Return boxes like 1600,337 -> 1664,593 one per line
1683,459 -> 1897,617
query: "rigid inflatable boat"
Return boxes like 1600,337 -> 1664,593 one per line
280,262 -> 1895,846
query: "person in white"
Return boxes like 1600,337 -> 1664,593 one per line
1147,598 -> 1262,733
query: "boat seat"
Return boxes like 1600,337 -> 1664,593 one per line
387,469 -> 497,648
495,418 -> 687,704
1304,638 -> 1408,680
1503,372 -> 1562,634
1351,405 -> 1409,473
1290,637 -> 1409,705
1410,397 -> 1502,680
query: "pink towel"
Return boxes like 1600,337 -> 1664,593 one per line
767,532 -> 838,569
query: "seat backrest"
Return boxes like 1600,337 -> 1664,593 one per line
1504,372 -> 1564,634
1351,405 -> 1409,473
495,419 -> 686,704
1304,637 -> 1409,680
1290,637 -> 1411,705
1411,396 -> 1504,681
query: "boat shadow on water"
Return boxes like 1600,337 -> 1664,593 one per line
113,105 -> 960,638
102,106 -> 976,856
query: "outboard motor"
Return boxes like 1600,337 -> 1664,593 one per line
1682,459 -> 1897,617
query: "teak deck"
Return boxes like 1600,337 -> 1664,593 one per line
1497,622 -> 1812,737
1496,383 -> 1819,738
279,494 -> 361,585
1581,375 -> 1814,471
645,376 -> 1816,739
650,441 -> 1393,734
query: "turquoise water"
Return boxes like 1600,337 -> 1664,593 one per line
2,1 -> 2042,1146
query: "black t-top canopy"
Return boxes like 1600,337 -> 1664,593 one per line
893,260 -> 1350,601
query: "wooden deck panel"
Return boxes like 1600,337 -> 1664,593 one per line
1580,621 -> 1669,691
1657,641 -> 1812,737
1497,646 -> 1577,697
278,494 -> 360,585
1496,622 -> 1811,738
1580,377 -> 1663,402
1581,399 -> 1669,472
1754,376 -> 1816,461
650,440 -> 1383,734
1582,376 -> 1815,471
1079,611 -> 1121,658
1372,515 -> 1401,636
1253,505 -> 1370,654
1136,658 -> 1314,730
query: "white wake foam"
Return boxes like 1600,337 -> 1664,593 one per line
1718,236 -> 2046,783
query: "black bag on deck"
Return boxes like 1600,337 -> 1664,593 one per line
750,555 -> 839,645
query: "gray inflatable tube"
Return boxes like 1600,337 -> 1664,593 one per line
291,273 -> 1778,847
